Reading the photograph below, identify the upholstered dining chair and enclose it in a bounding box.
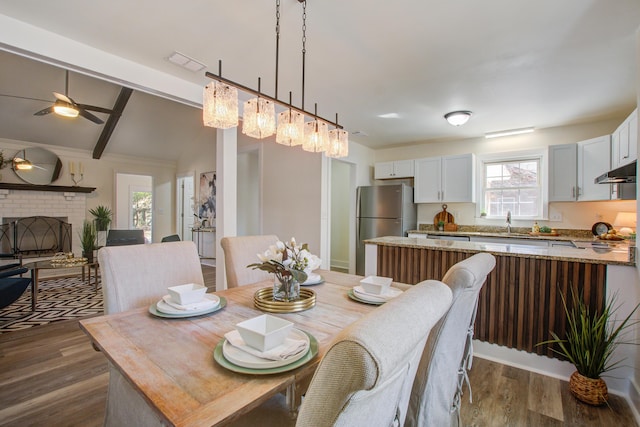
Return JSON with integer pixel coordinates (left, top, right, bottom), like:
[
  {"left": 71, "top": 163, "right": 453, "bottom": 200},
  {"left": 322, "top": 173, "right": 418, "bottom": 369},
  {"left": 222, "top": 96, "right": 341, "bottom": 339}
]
[
  {"left": 295, "top": 279, "right": 453, "bottom": 427},
  {"left": 98, "top": 241, "right": 205, "bottom": 426},
  {"left": 220, "top": 235, "right": 279, "bottom": 288},
  {"left": 405, "top": 252, "right": 496, "bottom": 427}
]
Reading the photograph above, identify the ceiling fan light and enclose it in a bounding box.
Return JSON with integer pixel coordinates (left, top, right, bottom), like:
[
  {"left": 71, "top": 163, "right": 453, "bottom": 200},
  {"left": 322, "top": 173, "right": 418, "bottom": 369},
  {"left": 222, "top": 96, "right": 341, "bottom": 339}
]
[
  {"left": 242, "top": 97, "right": 276, "bottom": 139},
  {"left": 302, "top": 120, "right": 329, "bottom": 153},
  {"left": 276, "top": 109, "right": 305, "bottom": 146},
  {"left": 444, "top": 110, "right": 472, "bottom": 126},
  {"left": 326, "top": 128, "right": 349, "bottom": 158},
  {"left": 53, "top": 101, "right": 79, "bottom": 118},
  {"left": 203, "top": 82, "right": 239, "bottom": 129}
]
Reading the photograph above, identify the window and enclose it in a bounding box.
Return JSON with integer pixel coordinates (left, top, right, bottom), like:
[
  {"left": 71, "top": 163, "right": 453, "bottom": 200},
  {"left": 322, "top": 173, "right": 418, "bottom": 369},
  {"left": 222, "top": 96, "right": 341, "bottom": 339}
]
[{"left": 482, "top": 157, "right": 542, "bottom": 218}]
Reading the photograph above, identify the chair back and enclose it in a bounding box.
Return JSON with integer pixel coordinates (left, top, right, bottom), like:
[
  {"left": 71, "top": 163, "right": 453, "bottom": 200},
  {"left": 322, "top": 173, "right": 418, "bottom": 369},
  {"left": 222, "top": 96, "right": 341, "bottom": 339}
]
[
  {"left": 296, "top": 280, "right": 453, "bottom": 427},
  {"left": 406, "top": 252, "right": 496, "bottom": 427},
  {"left": 161, "top": 234, "right": 181, "bottom": 242},
  {"left": 106, "top": 229, "right": 145, "bottom": 246},
  {"left": 220, "top": 235, "right": 279, "bottom": 288},
  {"left": 98, "top": 241, "right": 204, "bottom": 314}
]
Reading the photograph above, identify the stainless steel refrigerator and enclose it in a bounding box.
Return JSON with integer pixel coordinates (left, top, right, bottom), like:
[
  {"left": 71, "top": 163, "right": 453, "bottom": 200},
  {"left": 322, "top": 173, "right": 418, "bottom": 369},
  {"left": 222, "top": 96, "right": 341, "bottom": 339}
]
[{"left": 356, "top": 184, "right": 416, "bottom": 275}]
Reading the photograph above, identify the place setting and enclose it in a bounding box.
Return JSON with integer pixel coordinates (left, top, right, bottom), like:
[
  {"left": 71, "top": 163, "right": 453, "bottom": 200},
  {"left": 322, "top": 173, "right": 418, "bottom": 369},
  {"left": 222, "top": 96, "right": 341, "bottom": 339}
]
[
  {"left": 214, "top": 314, "right": 318, "bottom": 374},
  {"left": 149, "top": 283, "right": 226, "bottom": 318},
  {"left": 348, "top": 275, "right": 403, "bottom": 305}
]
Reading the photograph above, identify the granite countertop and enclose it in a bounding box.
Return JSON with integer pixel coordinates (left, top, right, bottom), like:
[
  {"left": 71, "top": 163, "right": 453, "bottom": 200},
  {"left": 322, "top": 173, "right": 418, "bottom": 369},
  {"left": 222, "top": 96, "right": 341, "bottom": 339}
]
[
  {"left": 408, "top": 227, "right": 597, "bottom": 242},
  {"left": 364, "top": 236, "right": 635, "bottom": 266}
]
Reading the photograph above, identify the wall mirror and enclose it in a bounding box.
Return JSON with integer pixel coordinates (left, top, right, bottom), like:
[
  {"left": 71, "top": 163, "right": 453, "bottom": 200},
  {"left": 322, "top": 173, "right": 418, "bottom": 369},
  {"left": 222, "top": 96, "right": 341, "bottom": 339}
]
[{"left": 12, "top": 147, "right": 63, "bottom": 185}]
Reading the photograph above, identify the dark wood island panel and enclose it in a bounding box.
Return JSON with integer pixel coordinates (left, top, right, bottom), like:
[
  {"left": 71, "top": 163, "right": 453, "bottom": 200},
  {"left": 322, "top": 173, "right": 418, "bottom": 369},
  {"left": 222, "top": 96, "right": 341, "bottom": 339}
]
[{"left": 377, "top": 245, "right": 606, "bottom": 357}]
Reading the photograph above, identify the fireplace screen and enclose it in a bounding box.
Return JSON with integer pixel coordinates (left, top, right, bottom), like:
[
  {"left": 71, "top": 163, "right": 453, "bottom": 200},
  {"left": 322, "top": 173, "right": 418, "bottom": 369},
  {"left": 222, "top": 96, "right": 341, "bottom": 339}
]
[{"left": 1, "top": 216, "right": 72, "bottom": 257}]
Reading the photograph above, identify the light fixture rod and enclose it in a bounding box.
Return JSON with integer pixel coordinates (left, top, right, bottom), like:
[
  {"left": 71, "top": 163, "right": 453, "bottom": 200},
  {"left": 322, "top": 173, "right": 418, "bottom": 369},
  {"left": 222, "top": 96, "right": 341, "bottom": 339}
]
[{"left": 205, "top": 69, "right": 343, "bottom": 129}]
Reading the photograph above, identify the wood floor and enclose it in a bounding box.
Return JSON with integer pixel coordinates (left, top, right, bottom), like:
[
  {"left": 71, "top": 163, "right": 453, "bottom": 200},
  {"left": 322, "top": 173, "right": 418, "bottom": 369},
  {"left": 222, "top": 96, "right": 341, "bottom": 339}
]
[{"left": 0, "top": 265, "right": 636, "bottom": 426}]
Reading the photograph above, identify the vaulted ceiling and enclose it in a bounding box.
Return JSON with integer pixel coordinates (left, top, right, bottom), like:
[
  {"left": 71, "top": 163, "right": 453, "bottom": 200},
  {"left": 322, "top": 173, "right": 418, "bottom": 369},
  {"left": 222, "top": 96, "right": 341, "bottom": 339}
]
[{"left": 0, "top": 0, "right": 638, "bottom": 160}]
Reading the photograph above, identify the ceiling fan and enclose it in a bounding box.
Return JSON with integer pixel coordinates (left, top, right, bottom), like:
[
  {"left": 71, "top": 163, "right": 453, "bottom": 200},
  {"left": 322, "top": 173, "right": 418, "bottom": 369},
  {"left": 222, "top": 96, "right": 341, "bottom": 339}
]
[{"left": 31, "top": 70, "right": 113, "bottom": 124}]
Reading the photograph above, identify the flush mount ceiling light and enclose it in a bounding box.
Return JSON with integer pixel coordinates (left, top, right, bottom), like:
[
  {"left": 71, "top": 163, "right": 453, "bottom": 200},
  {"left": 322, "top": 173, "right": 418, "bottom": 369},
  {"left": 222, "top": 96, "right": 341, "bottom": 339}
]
[
  {"left": 485, "top": 127, "right": 535, "bottom": 139},
  {"left": 444, "top": 111, "right": 472, "bottom": 126},
  {"left": 52, "top": 100, "right": 79, "bottom": 118},
  {"left": 203, "top": 0, "right": 348, "bottom": 157}
]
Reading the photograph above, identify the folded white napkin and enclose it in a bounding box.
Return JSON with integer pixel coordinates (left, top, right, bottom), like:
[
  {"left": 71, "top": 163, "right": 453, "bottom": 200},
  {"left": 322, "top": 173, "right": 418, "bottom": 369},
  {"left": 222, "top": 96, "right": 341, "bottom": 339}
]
[
  {"left": 303, "top": 273, "right": 321, "bottom": 284},
  {"left": 224, "top": 330, "right": 308, "bottom": 361},
  {"left": 162, "top": 295, "right": 218, "bottom": 311},
  {"left": 353, "top": 285, "right": 403, "bottom": 302}
]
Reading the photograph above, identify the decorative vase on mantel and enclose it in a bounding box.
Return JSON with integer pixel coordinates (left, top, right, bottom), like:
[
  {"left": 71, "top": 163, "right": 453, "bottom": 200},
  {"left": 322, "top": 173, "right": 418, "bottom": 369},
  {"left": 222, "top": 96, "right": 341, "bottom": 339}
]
[
  {"left": 273, "top": 275, "right": 300, "bottom": 302},
  {"left": 569, "top": 371, "right": 608, "bottom": 406}
]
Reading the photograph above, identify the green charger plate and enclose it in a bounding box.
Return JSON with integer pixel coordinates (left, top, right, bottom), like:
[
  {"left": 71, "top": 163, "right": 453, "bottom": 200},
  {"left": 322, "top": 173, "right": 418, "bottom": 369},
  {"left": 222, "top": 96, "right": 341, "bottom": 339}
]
[
  {"left": 149, "top": 296, "right": 227, "bottom": 318},
  {"left": 347, "top": 289, "right": 385, "bottom": 306},
  {"left": 214, "top": 330, "right": 318, "bottom": 375}
]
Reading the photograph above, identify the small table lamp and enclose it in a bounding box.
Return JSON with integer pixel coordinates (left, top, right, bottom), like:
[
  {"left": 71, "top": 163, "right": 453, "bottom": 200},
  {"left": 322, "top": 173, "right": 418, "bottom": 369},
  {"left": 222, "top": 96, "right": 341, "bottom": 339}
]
[{"left": 613, "top": 212, "right": 636, "bottom": 236}]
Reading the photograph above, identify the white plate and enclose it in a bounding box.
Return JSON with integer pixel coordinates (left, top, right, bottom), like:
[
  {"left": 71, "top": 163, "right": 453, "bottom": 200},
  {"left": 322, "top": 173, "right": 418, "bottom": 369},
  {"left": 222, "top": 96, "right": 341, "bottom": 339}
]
[
  {"left": 302, "top": 273, "right": 324, "bottom": 286},
  {"left": 156, "top": 294, "right": 220, "bottom": 315},
  {"left": 222, "top": 328, "right": 310, "bottom": 369},
  {"left": 353, "top": 285, "right": 402, "bottom": 303}
]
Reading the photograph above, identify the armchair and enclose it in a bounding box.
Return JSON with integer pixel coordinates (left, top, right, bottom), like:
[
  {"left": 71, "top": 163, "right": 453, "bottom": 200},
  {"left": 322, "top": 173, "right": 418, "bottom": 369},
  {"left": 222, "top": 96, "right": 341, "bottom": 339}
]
[{"left": 0, "top": 266, "right": 31, "bottom": 311}]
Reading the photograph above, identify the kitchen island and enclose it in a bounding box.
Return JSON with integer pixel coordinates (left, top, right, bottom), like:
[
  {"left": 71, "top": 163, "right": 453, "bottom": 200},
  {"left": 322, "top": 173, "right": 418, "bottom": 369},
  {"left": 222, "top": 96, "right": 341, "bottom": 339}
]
[{"left": 364, "top": 236, "right": 636, "bottom": 361}]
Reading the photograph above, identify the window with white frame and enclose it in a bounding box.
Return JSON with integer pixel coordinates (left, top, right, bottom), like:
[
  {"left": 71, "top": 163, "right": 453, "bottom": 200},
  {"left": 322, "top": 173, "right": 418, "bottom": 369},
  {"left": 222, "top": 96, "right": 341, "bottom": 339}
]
[{"left": 482, "top": 157, "right": 542, "bottom": 218}]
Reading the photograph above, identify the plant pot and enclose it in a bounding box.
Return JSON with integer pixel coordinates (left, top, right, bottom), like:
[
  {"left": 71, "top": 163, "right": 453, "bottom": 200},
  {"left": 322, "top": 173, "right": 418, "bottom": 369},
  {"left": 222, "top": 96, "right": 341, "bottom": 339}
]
[
  {"left": 82, "top": 250, "right": 94, "bottom": 263},
  {"left": 569, "top": 371, "right": 608, "bottom": 406}
]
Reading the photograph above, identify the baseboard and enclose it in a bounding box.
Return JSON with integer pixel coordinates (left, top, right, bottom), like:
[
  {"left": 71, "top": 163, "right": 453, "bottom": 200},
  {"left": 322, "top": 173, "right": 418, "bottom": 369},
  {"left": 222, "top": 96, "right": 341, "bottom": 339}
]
[
  {"left": 330, "top": 259, "right": 349, "bottom": 270},
  {"left": 473, "top": 340, "right": 632, "bottom": 397}
]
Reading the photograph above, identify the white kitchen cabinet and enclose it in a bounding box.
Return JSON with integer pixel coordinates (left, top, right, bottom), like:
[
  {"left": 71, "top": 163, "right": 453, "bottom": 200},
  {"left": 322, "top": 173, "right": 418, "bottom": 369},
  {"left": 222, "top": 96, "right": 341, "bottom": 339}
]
[
  {"left": 549, "top": 137, "right": 611, "bottom": 202},
  {"left": 414, "top": 154, "right": 475, "bottom": 203},
  {"left": 612, "top": 108, "right": 638, "bottom": 168},
  {"left": 374, "top": 160, "right": 414, "bottom": 179}
]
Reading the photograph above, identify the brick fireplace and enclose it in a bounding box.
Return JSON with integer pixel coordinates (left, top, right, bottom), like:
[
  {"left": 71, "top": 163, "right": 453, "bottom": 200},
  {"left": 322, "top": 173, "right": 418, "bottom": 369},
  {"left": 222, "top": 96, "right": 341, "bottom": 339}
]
[{"left": 0, "top": 188, "right": 87, "bottom": 258}]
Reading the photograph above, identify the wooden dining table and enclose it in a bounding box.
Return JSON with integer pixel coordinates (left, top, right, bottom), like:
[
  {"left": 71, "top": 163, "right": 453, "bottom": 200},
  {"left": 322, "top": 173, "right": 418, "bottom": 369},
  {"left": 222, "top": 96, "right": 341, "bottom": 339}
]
[{"left": 80, "top": 270, "right": 404, "bottom": 426}]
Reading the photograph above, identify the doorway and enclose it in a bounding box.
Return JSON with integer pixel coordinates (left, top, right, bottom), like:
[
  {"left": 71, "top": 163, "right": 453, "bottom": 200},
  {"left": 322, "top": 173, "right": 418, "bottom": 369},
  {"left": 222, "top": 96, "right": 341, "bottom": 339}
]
[
  {"left": 177, "top": 174, "right": 195, "bottom": 240},
  {"left": 115, "top": 173, "right": 153, "bottom": 242},
  {"left": 330, "top": 159, "right": 355, "bottom": 273}
]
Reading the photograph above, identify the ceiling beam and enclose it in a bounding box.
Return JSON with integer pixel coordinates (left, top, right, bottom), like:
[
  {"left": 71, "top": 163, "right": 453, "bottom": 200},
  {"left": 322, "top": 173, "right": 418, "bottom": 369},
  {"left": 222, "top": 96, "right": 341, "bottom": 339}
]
[{"left": 92, "top": 87, "right": 133, "bottom": 159}]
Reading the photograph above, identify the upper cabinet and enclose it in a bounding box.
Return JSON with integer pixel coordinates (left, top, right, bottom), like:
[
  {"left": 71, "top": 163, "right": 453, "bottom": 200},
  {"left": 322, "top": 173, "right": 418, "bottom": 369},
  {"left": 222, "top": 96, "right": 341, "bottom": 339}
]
[
  {"left": 374, "top": 160, "right": 414, "bottom": 180},
  {"left": 549, "top": 136, "right": 611, "bottom": 202},
  {"left": 414, "top": 154, "right": 475, "bottom": 203},
  {"left": 611, "top": 108, "right": 638, "bottom": 169}
]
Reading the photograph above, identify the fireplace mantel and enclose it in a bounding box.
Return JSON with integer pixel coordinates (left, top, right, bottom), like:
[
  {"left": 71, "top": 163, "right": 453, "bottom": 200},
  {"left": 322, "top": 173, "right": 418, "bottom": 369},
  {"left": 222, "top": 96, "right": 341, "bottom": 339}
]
[{"left": 0, "top": 183, "right": 96, "bottom": 193}]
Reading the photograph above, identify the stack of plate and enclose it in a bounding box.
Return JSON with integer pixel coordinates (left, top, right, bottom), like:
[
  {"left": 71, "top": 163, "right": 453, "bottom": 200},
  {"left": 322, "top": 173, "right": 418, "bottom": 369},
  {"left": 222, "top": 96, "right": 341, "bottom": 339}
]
[
  {"left": 149, "top": 294, "right": 226, "bottom": 318},
  {"left": 254, "top": 287, "right": 316, "bottom": 313},
  {"left": 348, "top": 285, "right": 403, "bottom": 305}
]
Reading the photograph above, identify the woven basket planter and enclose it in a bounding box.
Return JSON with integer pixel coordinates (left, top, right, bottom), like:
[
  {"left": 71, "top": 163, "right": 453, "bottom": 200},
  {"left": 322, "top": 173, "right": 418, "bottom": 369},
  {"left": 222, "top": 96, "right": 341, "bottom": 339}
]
[{"left": 569, "top": 371, "right": 608, "bottom": 406}]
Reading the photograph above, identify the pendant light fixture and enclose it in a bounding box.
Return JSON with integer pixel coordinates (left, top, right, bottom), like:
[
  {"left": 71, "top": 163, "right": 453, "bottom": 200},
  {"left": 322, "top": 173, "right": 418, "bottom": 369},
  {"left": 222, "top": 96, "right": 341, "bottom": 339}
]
[
  {"left": 202, "top": 0, "right": 348, "bottom": 157},
  {"left": 327, "top": 114, "right": 349, "bottom": 158},
  {"left": 242, "top": 78, "right": 276, "bottom": 139}
]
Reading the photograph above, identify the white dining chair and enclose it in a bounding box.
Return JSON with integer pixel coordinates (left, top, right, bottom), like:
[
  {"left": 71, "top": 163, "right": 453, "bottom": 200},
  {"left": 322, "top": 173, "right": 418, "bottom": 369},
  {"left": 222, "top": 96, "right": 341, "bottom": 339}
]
[
  {"left": 220, "top": 235, "right": 279, "bottom": 288},
  {"left": 295, "top": 279, "right": 453, "bottom": 427},
  {"left": 405, "top": 252, "right": 496, "bottom": 427},
  {"left": 98, "top": 240, "right": 205, "bottom": 426}
]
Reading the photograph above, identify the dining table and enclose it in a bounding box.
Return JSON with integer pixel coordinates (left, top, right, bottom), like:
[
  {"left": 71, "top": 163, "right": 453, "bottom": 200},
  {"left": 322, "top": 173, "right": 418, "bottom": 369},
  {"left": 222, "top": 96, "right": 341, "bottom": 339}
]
[{"left": 79, "top": 269, "right": 408, "bottom": 426}]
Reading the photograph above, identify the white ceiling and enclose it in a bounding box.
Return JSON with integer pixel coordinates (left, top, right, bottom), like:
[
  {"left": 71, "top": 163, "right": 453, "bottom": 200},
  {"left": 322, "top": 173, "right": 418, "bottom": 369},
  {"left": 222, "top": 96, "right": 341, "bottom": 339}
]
[{"left": 0, "top": 0, "right": 639, "bottom": 158}]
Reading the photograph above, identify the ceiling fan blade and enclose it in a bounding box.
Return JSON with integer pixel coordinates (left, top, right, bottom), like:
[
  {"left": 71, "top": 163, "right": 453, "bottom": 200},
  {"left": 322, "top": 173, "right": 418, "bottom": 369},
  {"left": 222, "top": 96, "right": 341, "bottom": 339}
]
[
  {"left": 78, "top": 107, "right": 105, "bottom": 124},
  {"left": 78, "top": 103, "right": 114, "bottom": 115},
  {"left": 53, "top": 92, "right": 74, "bottom": 104},
  {"left": 34, "top": 106, "right": 54, "bottom": 116}
]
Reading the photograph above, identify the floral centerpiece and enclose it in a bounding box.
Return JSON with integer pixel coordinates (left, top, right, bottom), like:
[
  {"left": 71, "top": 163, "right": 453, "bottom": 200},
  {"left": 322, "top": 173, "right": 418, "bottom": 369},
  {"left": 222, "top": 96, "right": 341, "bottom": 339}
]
[{"left": 248, "top": 237, "right": 321, "bottom": 302}]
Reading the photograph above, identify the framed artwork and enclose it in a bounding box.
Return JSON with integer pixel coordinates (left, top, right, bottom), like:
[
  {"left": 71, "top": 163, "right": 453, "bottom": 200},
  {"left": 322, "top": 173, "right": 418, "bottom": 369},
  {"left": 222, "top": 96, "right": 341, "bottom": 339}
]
[{"left": 199, "top": 171, "right": 216, "bottom": 220}]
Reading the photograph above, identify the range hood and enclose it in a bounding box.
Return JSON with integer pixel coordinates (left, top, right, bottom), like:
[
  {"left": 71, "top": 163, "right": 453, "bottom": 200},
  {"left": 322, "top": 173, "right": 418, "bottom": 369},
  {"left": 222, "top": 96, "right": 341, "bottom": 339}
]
[{"left": 595, "top": 160, "right": 637, "bottom": 184}]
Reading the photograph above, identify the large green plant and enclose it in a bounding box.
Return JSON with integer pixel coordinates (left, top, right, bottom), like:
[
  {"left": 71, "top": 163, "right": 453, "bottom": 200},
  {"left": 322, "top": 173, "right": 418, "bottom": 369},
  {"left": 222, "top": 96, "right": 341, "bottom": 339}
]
[
  {"left": 80, "top": 220, "right": 97, "bottom": 253},
  {"left": 540, "top": 288, "right": 639, "bottom": 379},
  {"left": 89, "top": 205, "right": 113, "bottom": 231}
]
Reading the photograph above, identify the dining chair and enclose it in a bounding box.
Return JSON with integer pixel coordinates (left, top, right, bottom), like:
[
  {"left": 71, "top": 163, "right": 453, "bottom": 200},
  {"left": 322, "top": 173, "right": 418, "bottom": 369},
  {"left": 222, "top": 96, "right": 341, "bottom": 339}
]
[
  {"left": 405, "top": 252, "right": 496, "bottom": 427},
  {"left": 220, "top": 235, "right": 279, "bottom": 288},
  {"left": 160, "top": 234, "right": 181, "bottom": 242},
  {"left": 105, "top": 229, "right": 145, "bottom": 246},
  {"left": 295, "top": 279, "right": 453, "bottom": 427},
  {"left": 98, "top": 240, "right": 205, "bottom": 426}
]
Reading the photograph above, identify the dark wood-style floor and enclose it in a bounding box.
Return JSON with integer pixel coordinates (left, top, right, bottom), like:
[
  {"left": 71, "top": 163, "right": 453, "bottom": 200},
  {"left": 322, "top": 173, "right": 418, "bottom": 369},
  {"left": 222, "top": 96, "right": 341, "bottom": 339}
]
[{"left": 0, "top": 265, "right": 636, "bottom": 426}]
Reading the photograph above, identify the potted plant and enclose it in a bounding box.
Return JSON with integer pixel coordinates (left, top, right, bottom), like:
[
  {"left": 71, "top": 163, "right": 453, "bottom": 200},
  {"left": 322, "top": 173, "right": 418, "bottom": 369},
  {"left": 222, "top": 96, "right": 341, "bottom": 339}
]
[
  {"left": 539, "top": 289, "right": 640, "bottom": 406},
  {"left": 80, "top": 220, "right": 97, "bottom": 263},
  {"left": 437, "top": 220, "right": 445, "bottom": 231},
  {"left": 89, "top": 205, "right": 113, "bottom": 231}
]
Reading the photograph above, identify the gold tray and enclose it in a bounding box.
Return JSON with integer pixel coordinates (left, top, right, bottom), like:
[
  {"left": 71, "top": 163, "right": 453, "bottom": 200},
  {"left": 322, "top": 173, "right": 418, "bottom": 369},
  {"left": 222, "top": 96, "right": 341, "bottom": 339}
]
[{"left": 254, "top": 287, "right": 316, "bottom": 313}]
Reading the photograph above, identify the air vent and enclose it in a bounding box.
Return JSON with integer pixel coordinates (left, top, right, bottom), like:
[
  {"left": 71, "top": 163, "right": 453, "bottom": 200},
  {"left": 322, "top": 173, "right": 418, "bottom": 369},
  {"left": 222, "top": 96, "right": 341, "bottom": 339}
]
[{"left": 167, "top": 52, "right": 206, "bottom": 72}]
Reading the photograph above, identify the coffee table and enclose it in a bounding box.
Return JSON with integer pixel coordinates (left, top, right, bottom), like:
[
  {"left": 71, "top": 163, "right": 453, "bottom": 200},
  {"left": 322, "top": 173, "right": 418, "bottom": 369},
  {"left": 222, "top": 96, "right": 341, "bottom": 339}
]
[{"left": 23, "top": 260, "right": 99, "bottom": 310}]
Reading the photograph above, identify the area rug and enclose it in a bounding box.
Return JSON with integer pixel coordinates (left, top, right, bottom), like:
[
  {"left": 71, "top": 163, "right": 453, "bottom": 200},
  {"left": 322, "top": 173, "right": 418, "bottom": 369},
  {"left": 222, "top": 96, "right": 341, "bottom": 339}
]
[{"left": 0, "top": 275, "right": 103, "bottom": 333}]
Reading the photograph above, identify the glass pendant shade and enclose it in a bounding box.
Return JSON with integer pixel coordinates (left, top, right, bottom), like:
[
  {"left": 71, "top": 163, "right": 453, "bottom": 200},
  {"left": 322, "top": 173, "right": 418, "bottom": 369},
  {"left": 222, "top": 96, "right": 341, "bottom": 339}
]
[
  {"left": 326, "top": 128, "right": 349, "bottom": 158},
  {"left": 276, "top": 109, "right": 305, "bottom": 146},
  {"left": 203, "top": 82, "right": 239, "bottom": 129},
  {"left": 242, "top": 97, "right": 276, "bottom": 139},
  {"left": 302, "top": 120, "right": 329, "bottom": 153}
]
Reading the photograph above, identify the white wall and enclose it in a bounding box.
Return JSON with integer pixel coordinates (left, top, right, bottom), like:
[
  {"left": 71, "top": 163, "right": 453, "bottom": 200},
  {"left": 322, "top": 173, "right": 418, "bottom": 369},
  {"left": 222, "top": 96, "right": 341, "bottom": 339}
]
[
  {"left": 237, "top": 149, "right": 260, "bottom": 236},
  {"left": 330, "top": 159, "right": 351, "bottom": 270}
]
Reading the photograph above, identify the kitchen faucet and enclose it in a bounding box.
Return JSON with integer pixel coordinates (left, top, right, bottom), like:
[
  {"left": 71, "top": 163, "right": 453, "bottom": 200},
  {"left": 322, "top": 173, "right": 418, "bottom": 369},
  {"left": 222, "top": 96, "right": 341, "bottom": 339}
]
[{"left": 506, "top": 210, "right": 512, "bottom": 233}]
